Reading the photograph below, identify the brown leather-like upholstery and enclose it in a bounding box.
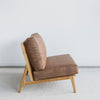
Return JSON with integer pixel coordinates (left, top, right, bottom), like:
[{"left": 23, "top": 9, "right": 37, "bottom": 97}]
[
  {"left": 33, "top": 54, "right": 78, "bottom": 81},
  {"left": 24, "top": 33, "right": 47, "bottom": 71}
]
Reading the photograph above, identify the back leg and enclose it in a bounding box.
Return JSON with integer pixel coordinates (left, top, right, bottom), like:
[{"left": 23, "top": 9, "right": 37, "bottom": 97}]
[{"left": 19, "top": 66, "right": 28, "bottom": 93}]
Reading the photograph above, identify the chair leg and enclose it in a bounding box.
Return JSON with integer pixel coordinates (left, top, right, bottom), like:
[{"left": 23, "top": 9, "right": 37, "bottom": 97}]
[
  {"left": 18, "top": 66, "right": 28, "bottom": 93},
  {"left": 71, "top": 76, "right": 76, "bottom": 93}
]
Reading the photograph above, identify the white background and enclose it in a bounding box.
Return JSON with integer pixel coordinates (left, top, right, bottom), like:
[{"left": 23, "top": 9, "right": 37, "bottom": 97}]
[{"left": 0, "top": 0, "right": 100, "bottom": 66}]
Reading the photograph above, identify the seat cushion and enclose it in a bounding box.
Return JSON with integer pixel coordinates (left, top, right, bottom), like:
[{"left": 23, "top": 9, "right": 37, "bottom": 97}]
[
  {"left": 33, "top": 54, "right": 78, "bottom": 81},
  {"left": 24, "top": 33, "right": 47, "bottom": 71}
]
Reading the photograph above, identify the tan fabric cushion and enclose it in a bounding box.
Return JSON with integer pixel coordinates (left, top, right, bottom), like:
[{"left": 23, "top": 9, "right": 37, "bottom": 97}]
[
  {"left": 24, "top": 33, "right": 47, "bottom": 71},
  {"left": 33, "top": 54, "right": 78, "bottom": 81}
]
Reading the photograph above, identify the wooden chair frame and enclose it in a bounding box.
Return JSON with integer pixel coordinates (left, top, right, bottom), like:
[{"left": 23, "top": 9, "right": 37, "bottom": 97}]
[{"left": 19, "top": 43, "right": 77, "bottom": 93}]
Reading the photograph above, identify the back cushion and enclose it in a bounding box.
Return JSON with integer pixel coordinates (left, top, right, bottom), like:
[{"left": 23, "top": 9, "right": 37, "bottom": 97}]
[{"left": 24, "top": 33, "right": 47, "bottom": 71}]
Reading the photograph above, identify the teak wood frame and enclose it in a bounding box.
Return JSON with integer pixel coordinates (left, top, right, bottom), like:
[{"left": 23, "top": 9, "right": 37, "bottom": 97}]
[{"left": 19, "top": 43, "right": 77, "bottom": 93}]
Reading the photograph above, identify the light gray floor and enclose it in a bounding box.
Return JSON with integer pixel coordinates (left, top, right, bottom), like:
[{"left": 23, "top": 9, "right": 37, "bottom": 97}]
[{"left": 0, "top": 68, "right": 100, "bottom": 100}]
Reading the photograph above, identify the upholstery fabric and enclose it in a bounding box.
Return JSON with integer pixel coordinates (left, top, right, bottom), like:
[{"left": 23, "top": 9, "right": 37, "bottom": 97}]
[
  {"left": 24, "top": 33, "right": 47, "bottom": 71},
  {"left": 33, "top": 54, "right": 78, "bottom": 81}
]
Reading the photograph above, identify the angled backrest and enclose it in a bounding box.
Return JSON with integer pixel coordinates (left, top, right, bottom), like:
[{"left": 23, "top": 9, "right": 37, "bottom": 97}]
[
  {"left": 24, "top": 33, "right": 47, "bottom": 71},
  {"left": 21, "top": 43, "right": 33, "bottom": 81}
]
